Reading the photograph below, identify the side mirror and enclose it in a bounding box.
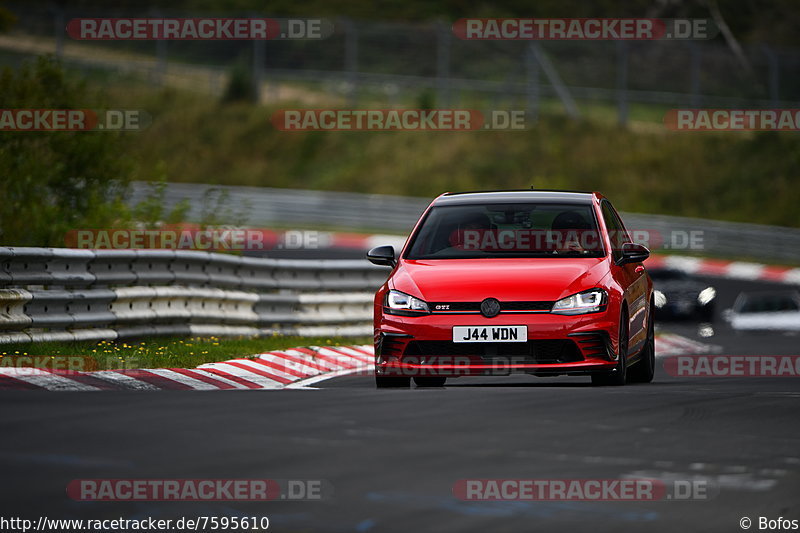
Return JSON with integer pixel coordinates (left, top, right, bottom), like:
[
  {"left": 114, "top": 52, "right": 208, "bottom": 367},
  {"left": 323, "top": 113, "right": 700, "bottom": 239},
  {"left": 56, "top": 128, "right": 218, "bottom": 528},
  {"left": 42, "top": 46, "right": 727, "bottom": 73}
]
[
  {"left": 367, "top": 245, "right": 396, "bottom": 267},
  {"left": 617, "top": 242, "right": 650, "bottom": 265}
]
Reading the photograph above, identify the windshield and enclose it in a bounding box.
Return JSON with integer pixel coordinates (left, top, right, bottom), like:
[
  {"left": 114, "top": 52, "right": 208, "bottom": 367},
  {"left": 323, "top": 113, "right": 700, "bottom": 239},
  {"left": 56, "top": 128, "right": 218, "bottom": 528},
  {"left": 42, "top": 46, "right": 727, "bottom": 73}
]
[
  {"left": 738, "top": 292, "right": 800, "bottom": 313},
  {"left": 405, "top": 203, "right": 606, "bottom": 259}
]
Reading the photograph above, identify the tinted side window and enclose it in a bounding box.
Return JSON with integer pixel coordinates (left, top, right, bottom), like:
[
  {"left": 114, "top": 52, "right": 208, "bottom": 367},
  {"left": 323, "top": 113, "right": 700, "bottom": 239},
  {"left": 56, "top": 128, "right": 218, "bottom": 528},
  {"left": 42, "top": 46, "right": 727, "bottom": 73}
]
[{"left": 601, "top": 201, "right": 628, "bottom": 261}]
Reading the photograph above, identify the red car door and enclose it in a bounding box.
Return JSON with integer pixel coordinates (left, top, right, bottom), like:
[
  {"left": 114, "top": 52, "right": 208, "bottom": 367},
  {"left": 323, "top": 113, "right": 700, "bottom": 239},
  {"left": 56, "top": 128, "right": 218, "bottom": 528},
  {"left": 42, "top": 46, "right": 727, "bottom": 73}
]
[{"left": 601, "top": 200, "right": 649, "bottom": 355}]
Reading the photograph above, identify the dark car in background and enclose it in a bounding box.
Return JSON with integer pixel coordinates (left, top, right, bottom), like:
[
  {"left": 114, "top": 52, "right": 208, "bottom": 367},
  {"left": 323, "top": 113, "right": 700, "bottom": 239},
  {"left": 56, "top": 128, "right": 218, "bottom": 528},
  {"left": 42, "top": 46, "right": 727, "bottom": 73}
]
[{"left": 650, "top": 268, "right": 716, "bottom": 322}]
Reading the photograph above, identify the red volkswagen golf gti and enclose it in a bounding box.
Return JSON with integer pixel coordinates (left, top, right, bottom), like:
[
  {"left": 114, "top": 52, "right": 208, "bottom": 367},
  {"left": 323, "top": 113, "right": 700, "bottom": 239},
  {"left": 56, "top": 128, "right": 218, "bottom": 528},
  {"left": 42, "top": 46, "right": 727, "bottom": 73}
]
[{"left": 367, "top": 190, "right": 655, "bottom": 388}]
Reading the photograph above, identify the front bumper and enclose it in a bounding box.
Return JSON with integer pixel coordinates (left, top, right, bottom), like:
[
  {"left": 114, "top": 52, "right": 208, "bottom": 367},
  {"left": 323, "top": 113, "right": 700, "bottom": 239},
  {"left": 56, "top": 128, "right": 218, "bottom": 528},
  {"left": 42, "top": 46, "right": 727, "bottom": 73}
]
[{"left": 375, "top": 310, "right": 619, "bottom": 377}]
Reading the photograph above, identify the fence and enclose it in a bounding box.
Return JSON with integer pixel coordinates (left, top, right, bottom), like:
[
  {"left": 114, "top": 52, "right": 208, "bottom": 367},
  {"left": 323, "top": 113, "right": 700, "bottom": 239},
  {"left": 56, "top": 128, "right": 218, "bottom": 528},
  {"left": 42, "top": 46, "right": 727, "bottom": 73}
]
[
  {"left": 129, "top": 181, "right": 800, "bottom": 264},
  {"left": 2, "top": 3, "right": 800, "bottom": 124},
  {"left": 0, "top": 247, "right": 389, "bottom": 344}
]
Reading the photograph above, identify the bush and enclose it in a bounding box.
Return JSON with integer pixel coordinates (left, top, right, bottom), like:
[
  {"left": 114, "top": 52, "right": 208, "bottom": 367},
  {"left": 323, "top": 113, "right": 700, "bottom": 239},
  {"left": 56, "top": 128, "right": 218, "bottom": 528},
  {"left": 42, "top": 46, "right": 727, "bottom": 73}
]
[
  {"left": 222, "top": 57, "right": 257, "bottom": 104},
  {"left": 0, "top": 56, "right": 133, "bottom": 246}
]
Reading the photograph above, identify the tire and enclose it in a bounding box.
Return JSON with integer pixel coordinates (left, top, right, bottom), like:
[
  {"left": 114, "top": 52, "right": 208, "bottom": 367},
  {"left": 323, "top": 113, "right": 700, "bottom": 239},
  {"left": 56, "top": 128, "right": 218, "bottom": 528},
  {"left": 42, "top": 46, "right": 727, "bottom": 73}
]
[
  {"left": 592, "top": 310, "right": 628, "bottom": 386},
  {"left": 413, "top": 377, "right": 447, "bottom": 388},
  {"left": 375, "top": 376, "right": 411, "bottom": 388},
  {"left": 628, "top": 304, "right": 655, "bottom": 383}
]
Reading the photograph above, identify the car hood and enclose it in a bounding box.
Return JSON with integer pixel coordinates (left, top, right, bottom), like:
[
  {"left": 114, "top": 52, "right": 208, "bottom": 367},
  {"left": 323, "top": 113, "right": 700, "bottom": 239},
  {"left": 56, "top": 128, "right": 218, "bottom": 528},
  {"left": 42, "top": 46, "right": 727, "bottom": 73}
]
[{"left": 391, "top": 258, "right": 610, "bottom": 302}]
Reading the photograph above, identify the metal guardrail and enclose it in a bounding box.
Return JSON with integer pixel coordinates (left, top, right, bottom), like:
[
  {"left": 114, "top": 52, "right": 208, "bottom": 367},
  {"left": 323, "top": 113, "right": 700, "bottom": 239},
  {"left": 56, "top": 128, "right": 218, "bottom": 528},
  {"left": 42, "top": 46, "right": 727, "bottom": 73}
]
[
  {"left": 0, "top": 247, "right": 388, "bottom": 344},
  {"left": 130, "top": 182, "right": 800, "bottom": 263}
]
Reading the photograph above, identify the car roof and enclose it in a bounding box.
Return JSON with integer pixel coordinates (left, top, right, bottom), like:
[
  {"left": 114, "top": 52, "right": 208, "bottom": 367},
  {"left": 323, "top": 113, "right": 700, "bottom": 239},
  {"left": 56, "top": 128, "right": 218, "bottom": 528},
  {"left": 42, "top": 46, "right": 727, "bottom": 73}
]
[{"left": 434, "top": 190, "right": 597, "bottom": 206}]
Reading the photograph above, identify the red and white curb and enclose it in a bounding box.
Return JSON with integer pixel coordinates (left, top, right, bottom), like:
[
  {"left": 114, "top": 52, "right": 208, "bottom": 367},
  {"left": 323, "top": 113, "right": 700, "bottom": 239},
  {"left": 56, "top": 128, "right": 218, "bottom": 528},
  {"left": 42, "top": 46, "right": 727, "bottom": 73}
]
[
  {"left": 645, "top": 255, "right": 800, "bottom": 285},
  {"left": 0, "top": 345, "right": 374, "bottom": 391},
  {"left": 0, "top": 335, "right": 718, "bottom": 391},
  {"left": 655, "top": 333, "right": 720, "bottom": 357}
]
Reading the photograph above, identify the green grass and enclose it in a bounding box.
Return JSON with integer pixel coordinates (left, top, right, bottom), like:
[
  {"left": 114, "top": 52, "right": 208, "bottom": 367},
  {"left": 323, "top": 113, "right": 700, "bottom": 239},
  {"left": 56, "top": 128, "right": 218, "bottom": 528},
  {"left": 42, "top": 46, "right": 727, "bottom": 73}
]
[
  {"left": 0, "top": 335, "right": 372, "bottom": 371},
  {"left": 16, "top": 62, "right": 800, "bottom": 231}
]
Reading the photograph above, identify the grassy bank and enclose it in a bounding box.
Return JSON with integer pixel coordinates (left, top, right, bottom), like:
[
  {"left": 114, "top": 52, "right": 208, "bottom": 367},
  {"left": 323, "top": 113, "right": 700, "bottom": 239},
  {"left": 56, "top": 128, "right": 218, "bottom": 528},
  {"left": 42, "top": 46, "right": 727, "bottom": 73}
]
[
  {"left": 106, "top": 79, "right": 800, "bottom": 228},
  {"left": 0, "top": 335, "right": 372, "bottom": 370}
]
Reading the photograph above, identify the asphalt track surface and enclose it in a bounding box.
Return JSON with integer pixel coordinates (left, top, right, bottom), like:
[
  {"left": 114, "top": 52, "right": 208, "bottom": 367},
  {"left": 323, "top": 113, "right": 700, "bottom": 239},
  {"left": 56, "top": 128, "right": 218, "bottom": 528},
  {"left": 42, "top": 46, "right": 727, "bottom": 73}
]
[{"left": 0, "top": 275, "right": 798, "bottom": 532}]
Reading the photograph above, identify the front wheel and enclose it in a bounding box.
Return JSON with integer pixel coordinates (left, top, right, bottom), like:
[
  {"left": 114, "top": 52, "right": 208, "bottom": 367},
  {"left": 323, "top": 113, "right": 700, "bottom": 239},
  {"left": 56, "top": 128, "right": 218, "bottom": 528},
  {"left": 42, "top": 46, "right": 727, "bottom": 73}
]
[
  {"left": 628, "top": 305, "right": 655, "bottom": 383},
  {"left": 592, "top": 310, "right": 628, "bottom": 386}
]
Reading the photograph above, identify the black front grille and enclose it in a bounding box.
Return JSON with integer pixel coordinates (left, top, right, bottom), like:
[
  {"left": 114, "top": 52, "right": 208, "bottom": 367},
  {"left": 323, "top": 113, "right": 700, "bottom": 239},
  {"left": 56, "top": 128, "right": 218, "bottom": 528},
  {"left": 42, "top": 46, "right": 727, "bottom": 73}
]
[
  {"left": 502, "top": 301, "right": 553, "bottom": 311},
  {"left": 430, "top": 301, "right": 554, "bottom": 313},
  {"left": 403, "top": 340, "right": 582, "bottom": 364}
]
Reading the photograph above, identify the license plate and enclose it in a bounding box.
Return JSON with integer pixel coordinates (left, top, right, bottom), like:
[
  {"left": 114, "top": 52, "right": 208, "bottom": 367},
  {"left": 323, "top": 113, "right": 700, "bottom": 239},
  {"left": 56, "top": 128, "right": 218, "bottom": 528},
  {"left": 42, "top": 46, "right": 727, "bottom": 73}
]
[{"left": 452, "top": 326, "right": 527, "bottom": 343}]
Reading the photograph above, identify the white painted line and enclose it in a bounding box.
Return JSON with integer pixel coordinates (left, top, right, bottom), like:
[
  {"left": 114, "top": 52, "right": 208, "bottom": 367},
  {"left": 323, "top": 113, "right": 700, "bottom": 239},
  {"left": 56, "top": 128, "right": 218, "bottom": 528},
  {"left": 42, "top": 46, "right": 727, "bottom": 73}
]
[
  {"left": 285, "top": 365, "right": 373, "bottom": 389},
  {"left": 624, "top": 469, "right": 778, "bottom": 492}
]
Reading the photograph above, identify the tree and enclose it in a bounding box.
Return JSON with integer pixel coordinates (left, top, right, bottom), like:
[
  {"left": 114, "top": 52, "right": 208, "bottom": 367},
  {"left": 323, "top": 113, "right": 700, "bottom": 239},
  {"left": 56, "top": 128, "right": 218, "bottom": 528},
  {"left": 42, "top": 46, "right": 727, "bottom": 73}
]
[{"left": 0, "top": 56, "right": 132, "bottom": 246}]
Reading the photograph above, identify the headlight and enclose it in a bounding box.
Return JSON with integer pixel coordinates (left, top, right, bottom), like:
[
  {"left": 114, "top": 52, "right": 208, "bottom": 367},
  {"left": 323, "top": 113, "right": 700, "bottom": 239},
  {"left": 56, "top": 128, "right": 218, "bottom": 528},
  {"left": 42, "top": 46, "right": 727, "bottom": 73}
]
[
  {"left": 654, "top": 289, "right": 667, "bottom": 308},
  {"left": 551, "top": 289, "right": 607, "bottom": 315},
  {"left": 698, "top": 287, "right": 716, "bottom": 306},
  {"left": 385, "top": 290, "right": 430, "bottom": 315}
]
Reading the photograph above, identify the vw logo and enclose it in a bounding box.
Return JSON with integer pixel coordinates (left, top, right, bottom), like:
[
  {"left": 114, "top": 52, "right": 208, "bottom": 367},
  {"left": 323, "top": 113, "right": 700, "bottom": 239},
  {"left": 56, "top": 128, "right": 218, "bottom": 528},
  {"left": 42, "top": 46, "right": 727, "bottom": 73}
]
[{"left": 480, "top": 297, "right": 501, "bottom": 318}]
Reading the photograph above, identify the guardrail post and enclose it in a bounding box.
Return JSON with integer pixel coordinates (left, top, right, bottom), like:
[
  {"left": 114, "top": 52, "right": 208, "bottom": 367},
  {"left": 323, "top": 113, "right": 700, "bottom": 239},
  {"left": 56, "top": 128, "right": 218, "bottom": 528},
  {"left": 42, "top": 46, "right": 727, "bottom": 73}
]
[
  {"left": 436, "top": 22, "right": 451, "bottom": 108},
  {"left": 616, "top": 40, "right": 629, "bottom": 126},
  {"left": 689, "top": 42, "right": 702, "bottom": 107},
  {"left": 150, "top": 8, "right": 168, "bottom": 85},
  {"left": 343, "top": 18, "right": 359, "bottom": 106},
  {"left": 525, "top": 43, "right": 540, "bottom": 122},
  {"left": 52, "top": 5, "right": 65, "bottom": 59},
  {"left": 762, "top": 45, "right": 780, "bottom": 106},
  {"left": 252, "top": 12, "right": 265, "bottom": 103},
  {"left": 531, "top": 42, "right": 580, "bottom": 120}
]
